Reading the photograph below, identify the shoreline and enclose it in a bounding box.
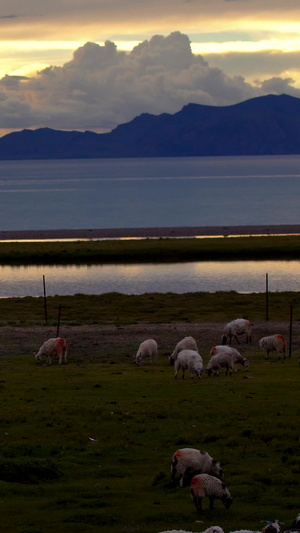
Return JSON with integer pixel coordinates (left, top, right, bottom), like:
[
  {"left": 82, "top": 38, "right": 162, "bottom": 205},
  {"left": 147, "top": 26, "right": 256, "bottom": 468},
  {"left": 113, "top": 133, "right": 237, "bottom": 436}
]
[{"left": 1, "top": 224, "right": 300, "bottom": 241}]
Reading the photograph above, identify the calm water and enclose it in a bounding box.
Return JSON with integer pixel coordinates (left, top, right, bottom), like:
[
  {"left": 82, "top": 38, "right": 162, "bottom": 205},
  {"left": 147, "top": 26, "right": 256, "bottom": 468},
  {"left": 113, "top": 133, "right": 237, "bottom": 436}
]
[
  {"left": 1, "top": 260, "right": 299, "bottom": 297},
  {"left": 1, "top": 154, "right": 300, "bottom": 230},
  {"left": 1, "top": 155, "right": 300, "bottom": 296}
]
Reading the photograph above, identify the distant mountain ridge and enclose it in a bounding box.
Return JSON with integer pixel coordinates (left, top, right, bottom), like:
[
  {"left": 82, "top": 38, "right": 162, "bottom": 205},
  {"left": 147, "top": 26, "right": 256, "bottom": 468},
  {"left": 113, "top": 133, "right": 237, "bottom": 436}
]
[{"left": 1, "top": 93, "right": 300, "bottom": 159}]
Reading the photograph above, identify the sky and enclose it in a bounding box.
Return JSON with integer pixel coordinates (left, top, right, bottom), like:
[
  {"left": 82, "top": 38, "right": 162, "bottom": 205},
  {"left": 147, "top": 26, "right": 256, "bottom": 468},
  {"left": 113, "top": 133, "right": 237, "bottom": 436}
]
[{"left": 1, "top": 0, "right": 300, "bottom": 136}]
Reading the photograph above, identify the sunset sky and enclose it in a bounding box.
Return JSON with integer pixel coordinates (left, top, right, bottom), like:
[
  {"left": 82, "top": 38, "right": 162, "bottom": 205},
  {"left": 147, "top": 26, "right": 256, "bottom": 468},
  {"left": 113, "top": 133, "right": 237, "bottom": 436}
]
[{"left": 1, "top": 0, "right": 300, "bottom": 136}]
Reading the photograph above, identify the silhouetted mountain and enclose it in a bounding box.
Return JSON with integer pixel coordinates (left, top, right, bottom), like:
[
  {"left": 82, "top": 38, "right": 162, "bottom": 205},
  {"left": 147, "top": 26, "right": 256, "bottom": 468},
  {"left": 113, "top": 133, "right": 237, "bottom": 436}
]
[{"left": 1, "top": 93, "right": 300, "bottom": 159}]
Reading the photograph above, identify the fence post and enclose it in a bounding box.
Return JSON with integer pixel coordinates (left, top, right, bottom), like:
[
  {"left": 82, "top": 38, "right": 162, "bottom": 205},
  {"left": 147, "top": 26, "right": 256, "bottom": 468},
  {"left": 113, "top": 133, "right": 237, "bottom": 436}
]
[
  {"left": 289, "top": 304, "right": 293, "bottom": 358},
  {"left": 56, "top": 304, "right": 62, "bottom": 337},
  {"left": 43, "top": 275, "right": 48, "bottom": 324},
  {"left": 265, "top": 273, "right": 269, "bottom": 321}
]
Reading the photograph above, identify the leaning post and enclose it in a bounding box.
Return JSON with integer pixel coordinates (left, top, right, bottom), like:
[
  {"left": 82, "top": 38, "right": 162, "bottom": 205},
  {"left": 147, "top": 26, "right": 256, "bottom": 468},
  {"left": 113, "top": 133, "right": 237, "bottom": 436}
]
[
  {"left": 289, "top": 304, "right": 293, "bottom": 358},
  {"left": 265, "top": 273, "right": 269, "bottom": 321},
  {"left": 43, "top": 275, "right": 48, "bottom": 324},
  {"left": 56, "top": 304, "right": 62, "bottom": 338}
]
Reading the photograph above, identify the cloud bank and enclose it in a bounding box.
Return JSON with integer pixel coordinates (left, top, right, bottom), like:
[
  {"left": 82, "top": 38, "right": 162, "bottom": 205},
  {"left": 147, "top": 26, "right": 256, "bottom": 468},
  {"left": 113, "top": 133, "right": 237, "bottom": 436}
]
[{"left": 0, "top": 31, "right": 299, "bottom": 134}]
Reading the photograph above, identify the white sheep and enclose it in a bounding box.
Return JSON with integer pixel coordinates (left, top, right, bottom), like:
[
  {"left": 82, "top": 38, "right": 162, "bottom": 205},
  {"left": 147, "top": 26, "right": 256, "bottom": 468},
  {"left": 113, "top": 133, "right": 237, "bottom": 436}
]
[
  {"left": 174, "top": 350, "right": 203, "bottom": 379},
  {"left": 258, "top": 334, "right": 286, "bottom": 359},
  {"left": 190, "top": 473, "right": 233, "bottom": 512},
  {"left": 206, "top": 352, "right": 235, "bottom": 376},
  {"left": 222, "top": 318, "right": 252, "bottom": 345},
  {"left": 210, "top": 345, "right": 249, "bottom": 372},
  {"left": 135, "top": 339, "right": 158, "bottom": 366},
  {"left": 169, "top": 336, "right": 198, "bottom": 365},
  {"left": 171, "top": 447, "right": 223, "bottom": 487},
  {"left": 35, "top": 337, "right": 68, "bottom": 365}
]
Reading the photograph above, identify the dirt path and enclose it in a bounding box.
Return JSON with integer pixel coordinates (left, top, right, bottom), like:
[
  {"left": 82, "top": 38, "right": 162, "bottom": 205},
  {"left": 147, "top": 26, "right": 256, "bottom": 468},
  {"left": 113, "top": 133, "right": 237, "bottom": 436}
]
[{"left": 0, "top": 321, "right": 295, "bottom": 360}]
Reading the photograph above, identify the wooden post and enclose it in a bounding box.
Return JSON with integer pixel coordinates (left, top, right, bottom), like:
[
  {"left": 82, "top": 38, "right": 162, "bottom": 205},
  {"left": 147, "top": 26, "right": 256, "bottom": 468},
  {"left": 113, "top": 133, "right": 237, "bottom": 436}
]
[
  {"left": 43, "top": 275, "right": 48, "bottom": 324},
  {"left": 289, "top": 304, "right": 293, "bottom": 358},
  {"left": 265, "top": 273, "right": 269, "bottom": 322},
  {"left": 56, "top": 304, "right": 62, "bottom": 338}
]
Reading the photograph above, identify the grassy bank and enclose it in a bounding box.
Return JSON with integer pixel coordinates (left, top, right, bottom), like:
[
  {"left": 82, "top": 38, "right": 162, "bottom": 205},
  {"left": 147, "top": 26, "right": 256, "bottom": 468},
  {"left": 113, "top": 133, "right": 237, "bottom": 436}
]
[
  {"left": 1, "top": 234, "right": 300, "bottom": 264},
  {"left": 0, "top": 334, "right": 299, "bottom": 533},
  {"left": 1, "top": 291, "right": 300, "bottom": 326}
]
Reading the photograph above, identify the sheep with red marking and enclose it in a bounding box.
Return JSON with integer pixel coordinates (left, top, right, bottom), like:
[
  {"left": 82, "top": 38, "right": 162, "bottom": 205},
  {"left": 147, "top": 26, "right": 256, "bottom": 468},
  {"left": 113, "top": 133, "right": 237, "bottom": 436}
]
[
  {"left": 210, "top": 345, "right": 249, "bottom": 372},
  {"left": 259, "top": 334, "right": 286, "bottom": 359},
  {"left": 174, "top": 349, "right": 203, "bottom": 379},
  {"left": 35, "top": 337, "right": 68, "bottom": 365},
  {"left": 135, "top": 339, "right": 158, "bottom": 366},
  {"left": 169, "top": 336, "right": 198, "bottom": 365},
  {"left": 222, "top": 318, "right": 252, "bottom": 345},
  {"left": 190, "top": 473, "right": 233, "bottom": 512},
  {"left": 171, "top": 448, "right": 223, "bottom": 487}
]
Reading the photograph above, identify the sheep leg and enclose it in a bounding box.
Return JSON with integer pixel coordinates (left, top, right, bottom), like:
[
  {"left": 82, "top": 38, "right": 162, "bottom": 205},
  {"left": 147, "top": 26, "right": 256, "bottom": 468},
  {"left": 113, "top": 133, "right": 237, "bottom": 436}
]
[
  {"left": 193, "top": 495, "right": 203, "bottom": 512},
  {"left": 209, "top": 495, "right": 215, "bottom": 509}
]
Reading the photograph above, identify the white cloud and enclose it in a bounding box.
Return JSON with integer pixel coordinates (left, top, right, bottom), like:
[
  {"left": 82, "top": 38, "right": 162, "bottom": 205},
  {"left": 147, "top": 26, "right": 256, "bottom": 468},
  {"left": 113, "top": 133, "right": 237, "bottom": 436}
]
[{"left": 0, "top": 31, "right": 297, "bottom": 135}]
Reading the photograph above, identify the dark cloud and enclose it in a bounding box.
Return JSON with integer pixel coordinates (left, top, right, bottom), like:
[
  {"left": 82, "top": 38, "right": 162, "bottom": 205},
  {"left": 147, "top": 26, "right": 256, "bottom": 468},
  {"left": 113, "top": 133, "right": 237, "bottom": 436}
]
[{"left": 0, "top": 31, "right": 296, "bottom": 133}]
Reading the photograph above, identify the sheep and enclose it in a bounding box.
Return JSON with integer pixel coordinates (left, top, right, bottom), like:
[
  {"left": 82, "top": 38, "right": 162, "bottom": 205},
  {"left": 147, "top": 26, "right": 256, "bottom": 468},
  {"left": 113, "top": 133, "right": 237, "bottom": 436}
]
[
  {"left": 34, "top": 337, "right": 67, "bottom": 365},
  {"left": 190, "top": 473, "right": 233, "bottom": 512},
  {"left": 174, "top": 350, "right": 203, "bottom": 379},
  {"left": 206, "top": 352, "right": 235, "bottom": 377},
  {"left": 169, "top": 336, "right": 198, "bottom": 365},
  {"left": 171, "top": 447, "right": 223, "bottom": 487},
  {"left": 135, "top": 339, "right": 158, "bottom": 366},
  {"left": 222, "top": 318, "right": 252, "bottom": 345},
  {"left": 259, "top": 334, "right": 286, "bottom": 359},
  {"left": 210, "top": 345, "right": 249, "bottom": 372}
]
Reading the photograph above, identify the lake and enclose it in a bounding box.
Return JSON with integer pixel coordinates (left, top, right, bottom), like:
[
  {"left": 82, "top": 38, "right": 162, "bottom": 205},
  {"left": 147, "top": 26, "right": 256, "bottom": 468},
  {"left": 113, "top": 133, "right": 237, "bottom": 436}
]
[
  {"left": 1, "top": 154, "right": 300, "bottom": 297},
  {"left": 1, "top": 260, "right": 299, "bottom": 297},
  {"left": 1, "top": 154, "right": 300, "bottom": 230}
]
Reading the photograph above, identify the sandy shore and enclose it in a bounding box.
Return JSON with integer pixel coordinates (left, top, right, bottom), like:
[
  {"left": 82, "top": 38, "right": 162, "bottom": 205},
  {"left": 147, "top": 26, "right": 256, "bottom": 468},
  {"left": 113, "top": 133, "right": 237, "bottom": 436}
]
[{"left": 0, "top": 224, "right": 300, "bottom": 241}]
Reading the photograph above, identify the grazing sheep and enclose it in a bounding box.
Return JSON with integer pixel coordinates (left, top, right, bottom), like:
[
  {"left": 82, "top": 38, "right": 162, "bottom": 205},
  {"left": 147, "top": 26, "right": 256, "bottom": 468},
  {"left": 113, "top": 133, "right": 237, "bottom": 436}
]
[
  {"left": 259, "top": 334, "right": 286, "bottom": 359},
  {"left": 35, "top": 337, "right": 68, "bottom": 365},
  {"left": 190, "top": 473, "right": 233, "bottom": 512},
  {"left": 210, "top": 345, "right": 249, "bottom": 372},
  {"left": 222, "top": 318, "right": 252, "bottom": 345},
  {"left": 171, "top": 448, "right": 223, "bottom": 487},
  {"left": 206, "top": 352, "right": 235, "bottom": 377},
  {"left": 169, "top": 336, "right": 198, "bottom": 365},
  {"left": 174, "top": 350, "right": 203, "bottom": 379},
  {"left": 135, "top": 339, "right": 158, "bottom": 366}
]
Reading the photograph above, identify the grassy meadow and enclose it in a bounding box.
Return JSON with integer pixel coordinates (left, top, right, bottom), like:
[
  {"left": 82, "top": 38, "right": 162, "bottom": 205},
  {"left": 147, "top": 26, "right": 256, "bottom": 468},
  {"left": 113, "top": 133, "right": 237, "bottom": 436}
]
[
  {"left": 0, "top": 335, "right": 299, "bottom": 533},
  {"left": 0, "top": 235, "right": 299, "bottom": 532}
]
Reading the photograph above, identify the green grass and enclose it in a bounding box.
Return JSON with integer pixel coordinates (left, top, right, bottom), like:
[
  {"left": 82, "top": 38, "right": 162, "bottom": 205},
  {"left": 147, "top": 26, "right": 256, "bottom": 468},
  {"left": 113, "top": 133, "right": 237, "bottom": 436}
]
[
  {"left": 0, "top": 347, "right": 299, "bottom": 533},
  {"left": 1, "top": 234, "right": 300, "bottom": 264},
  {"left": 0, "top": 291, "right": 300, "bottom": 326}
]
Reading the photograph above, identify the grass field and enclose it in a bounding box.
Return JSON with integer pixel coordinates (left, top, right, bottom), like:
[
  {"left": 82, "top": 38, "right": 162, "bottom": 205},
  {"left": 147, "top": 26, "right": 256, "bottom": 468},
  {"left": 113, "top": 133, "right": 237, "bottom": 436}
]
[{"left": 0, "top": 335, "right": 299, "bottom": 533}]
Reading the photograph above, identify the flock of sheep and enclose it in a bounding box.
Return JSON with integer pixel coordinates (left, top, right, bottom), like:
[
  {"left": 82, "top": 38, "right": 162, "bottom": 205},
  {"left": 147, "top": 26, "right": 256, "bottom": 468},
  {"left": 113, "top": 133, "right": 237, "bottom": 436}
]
[
  {"left": 134, "top": 318, "right": 289, "bottom": 377},
  {"left": 33, "top": 319, "right": 298, "bottom": 531}
]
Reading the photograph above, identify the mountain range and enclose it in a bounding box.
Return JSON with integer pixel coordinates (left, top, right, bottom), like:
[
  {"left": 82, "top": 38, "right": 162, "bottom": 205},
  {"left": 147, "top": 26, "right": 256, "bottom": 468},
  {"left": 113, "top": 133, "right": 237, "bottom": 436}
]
[{"left": 1, "top": 93, "right": 300, "bottom": 159}]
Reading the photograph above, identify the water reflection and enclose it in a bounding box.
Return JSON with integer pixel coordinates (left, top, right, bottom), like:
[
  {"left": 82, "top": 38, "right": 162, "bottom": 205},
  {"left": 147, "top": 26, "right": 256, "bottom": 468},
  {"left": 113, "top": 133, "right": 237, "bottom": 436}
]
[{"left": 0, "top": 260, "right": 298, "bottom": 298}]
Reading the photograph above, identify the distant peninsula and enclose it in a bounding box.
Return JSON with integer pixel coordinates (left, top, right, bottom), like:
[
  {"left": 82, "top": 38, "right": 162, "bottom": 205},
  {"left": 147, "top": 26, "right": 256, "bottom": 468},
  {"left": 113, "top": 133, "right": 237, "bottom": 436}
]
[{"left": 1, "top": 93, "right": 300, "bottom": 160}]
